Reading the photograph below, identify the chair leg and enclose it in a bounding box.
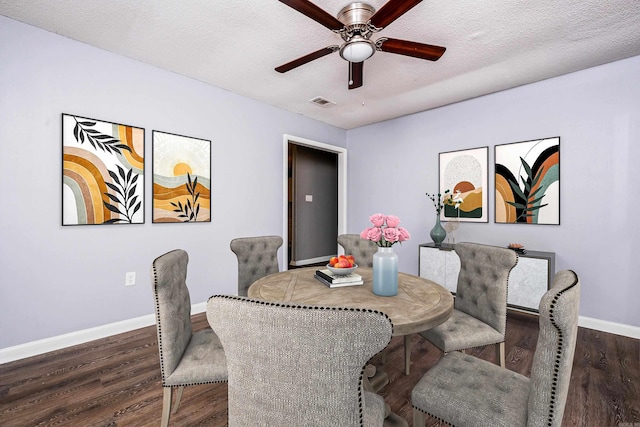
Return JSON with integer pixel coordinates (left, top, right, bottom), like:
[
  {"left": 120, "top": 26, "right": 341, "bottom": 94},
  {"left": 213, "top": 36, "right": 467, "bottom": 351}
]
[
  {"left": 173, "top": 386, "right": 185, "bottom": 413},
  {"left": 404, "top": 334, "right": 412, "bottom": 375},
  {"left": 380, "top": 348, "right": 387, "bottom": 364},
  {"left": 413, "top": 408, "right": 426, "bottom": 426},
  {"left": 161, "top": 387, "right": 172, "bottom": 427},
  {"left": 496, "top": 341, "right": 506, "bottom": 368}
]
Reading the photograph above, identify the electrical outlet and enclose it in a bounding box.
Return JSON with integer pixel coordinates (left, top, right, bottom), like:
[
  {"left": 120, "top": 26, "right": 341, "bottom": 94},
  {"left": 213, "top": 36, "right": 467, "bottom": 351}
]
[{"left": 125, "top": 272, "right": 136, "bottom": 287}]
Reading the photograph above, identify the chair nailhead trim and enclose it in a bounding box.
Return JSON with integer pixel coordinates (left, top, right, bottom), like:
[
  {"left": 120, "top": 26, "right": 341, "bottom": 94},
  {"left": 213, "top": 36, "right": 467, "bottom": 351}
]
[
  {"left": 412, "top": 406, "right": 454, "bottom": 426},
  {"left": 544, "top": 272, "right": 579, "bottom": 427},
  {"left": 152, "top": 250, "right": 176, "bottom": 386},
  {"left": 210, "top": 295, "right": 394, "bottom": 336}
]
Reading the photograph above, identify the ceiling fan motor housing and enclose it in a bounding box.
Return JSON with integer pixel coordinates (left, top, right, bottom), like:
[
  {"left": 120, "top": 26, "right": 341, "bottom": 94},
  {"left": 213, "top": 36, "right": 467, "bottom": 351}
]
[
  {"left": 337, "top": 2, "right": 377, "bottom": 62},
  {"left": 338, "top": 2, "right": 375, "bottom": 26},
  {"left": 337, "top": 2, "right": 376, "bottom": 40}
]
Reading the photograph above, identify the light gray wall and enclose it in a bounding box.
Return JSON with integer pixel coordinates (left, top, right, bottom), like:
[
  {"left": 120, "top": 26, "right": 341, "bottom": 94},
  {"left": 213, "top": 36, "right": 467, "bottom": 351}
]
[
  {"left": 0, "top": 16, "right": 347, "bottom": 348},
  {"left": 346, "top": 55, "right": 640, "bottom": 327}
]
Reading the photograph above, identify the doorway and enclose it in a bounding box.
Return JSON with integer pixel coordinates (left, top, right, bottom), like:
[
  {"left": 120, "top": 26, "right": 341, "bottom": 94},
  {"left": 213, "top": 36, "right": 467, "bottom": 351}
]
[{"left": 282, "top": 135, "right": 347, "bottom": 271}]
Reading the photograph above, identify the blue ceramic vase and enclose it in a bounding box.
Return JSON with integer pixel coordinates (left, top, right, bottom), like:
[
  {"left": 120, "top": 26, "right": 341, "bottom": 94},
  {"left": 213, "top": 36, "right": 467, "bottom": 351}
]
[
  {"left": 372, "top": 247, "right": 398, "bottom": 296},
  {"left": 430, "top": 215, "right": 446, "bottom": 247}
]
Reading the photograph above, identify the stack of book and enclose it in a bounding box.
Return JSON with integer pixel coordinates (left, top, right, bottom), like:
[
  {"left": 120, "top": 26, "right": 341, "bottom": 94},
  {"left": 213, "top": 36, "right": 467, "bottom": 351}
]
[{"left": 314, "top": 269, "right": 364, "bottom": 288}]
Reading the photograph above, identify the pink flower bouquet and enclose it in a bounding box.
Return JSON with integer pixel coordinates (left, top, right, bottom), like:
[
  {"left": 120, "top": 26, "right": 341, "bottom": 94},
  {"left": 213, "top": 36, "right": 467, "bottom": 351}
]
[{"left": 360, "top": 214, "right": 411, "bottom": 247}]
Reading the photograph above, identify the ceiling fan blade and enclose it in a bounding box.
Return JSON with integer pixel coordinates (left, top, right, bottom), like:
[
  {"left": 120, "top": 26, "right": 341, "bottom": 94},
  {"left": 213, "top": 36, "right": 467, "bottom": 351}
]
[
  {"left": 378, "top": 38, "right": 446, "bottom": 61},
  {"left": 370, "top": 0, "right": 423, "bottom": 29},
  {"left": 275, "top": 46, "right": 339, "bottom": 73},
  {"left": 348, "top": 62, "right": 364, "bottom": 90},
  {"left": 278, "top": 0, "right": 344, "bottom": 31}
]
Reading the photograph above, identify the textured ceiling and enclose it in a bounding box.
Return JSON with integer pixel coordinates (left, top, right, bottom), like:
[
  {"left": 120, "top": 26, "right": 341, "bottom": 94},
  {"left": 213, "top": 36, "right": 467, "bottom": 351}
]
[{"left": 2, "top": 0, "right": 640, "bottom": 129}]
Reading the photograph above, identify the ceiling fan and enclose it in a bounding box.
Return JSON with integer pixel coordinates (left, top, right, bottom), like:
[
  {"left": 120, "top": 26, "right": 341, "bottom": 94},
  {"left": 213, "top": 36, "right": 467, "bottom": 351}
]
[{"left": 275, "top": 0, "right": 446, "bottom": 90}]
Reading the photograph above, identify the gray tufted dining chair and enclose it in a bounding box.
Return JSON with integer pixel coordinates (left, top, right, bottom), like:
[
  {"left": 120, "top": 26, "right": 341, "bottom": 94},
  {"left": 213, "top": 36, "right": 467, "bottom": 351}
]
[
  {"left": 412, "top": 270, "right": 581, "bottom": 427},
  {"left": 338, "top": 234, "right": 378, "bottom": 267},
  {"left": 207, "top": 295, "right": 392, "bottom": 426},
  {"left": 151, "top": 249, "right": 228, "bottom": 427},
  {"left": 418, "top": 242, "right": 518, "bottom": 368},
  {"left": 230, "top": 235, "right": 283, "bottom": 296}
]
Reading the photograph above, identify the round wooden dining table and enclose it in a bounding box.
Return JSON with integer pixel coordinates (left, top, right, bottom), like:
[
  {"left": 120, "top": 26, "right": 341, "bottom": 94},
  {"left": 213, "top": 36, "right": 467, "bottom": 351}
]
[{"left": 248, "top": 266, "right": 453, "bottom": 375}]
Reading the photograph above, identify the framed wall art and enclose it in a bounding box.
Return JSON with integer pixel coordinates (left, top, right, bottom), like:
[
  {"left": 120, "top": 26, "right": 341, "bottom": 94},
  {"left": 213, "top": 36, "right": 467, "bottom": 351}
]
[
  {"left": 439, "top": 146, "right": 488, "bottom": 223},
  {"left": 152, "top": 131, "right": 211, "bottom": 223},
  {"left": 62, "top": 114, "right": 144, "bottom": 225},
  {"left": 495, "top": 136, "right": 560, "bottom": 225}
]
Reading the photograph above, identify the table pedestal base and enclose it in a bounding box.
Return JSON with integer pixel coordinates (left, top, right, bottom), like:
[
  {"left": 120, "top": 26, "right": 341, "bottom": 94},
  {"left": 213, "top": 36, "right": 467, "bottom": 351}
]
[{"left": 364, "top": 365, "right": 409, "bottom": 427}]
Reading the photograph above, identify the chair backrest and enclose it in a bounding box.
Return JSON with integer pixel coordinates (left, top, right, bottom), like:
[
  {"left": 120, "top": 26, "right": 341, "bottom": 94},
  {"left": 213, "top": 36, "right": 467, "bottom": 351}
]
[
  {"left": 454, "top": 242, "right": 518, "bottom": 334},
  {"left": 337, "top": 234, "right": 378, "bottom": 268},
  {"left": 151, "top": 249, "right": 193, "bottom": 384},
  {"left": 230, "top": 235, "right": 283, "bottom": 296},
  {"left": 207, "top": 296, "right": 393, "bottom": 426},
  {"left": 527, "top": 270, "right": 581, "bottom": 427}
]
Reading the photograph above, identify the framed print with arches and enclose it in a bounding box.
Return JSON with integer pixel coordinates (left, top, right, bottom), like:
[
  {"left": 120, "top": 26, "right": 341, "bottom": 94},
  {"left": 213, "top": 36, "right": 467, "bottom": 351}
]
[{"left": 438, "top": 146, "right": 488, "bottom": 223}]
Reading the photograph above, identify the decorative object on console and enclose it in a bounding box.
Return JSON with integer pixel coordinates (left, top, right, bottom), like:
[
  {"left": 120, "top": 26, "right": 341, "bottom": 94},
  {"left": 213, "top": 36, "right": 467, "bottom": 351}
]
[
  {"left": 425, "top": 191, "right": 450, "bottom": 246},
  {"left": 360, "top": 214, "right": 410, "bottom": 296},
  {"left": 62, "top": 114, "right": 144, "bottom": 225},
  {"left": 430, "top": 216, "right": 446, "bottom": 247},
  {"left": 495, "top": 137, "right": 560, "bottom": 224},
  {"left": 444, "top": 217, "right": 459, "bottom": 244},
  {"left": 152, "top": 131, "right": 211, "bottom": 223},
  {"left": 508, "top": 243, "right": 527, "bottom": 254},
  {"left": 439, "top": 146, "right": 489, "bottom": 222}
]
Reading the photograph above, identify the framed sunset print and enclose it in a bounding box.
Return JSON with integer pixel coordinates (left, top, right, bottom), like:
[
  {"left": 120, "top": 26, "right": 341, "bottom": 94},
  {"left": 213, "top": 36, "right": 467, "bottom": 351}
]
[
  {"left": 495, "top": 137, "right": 560, "bottom": 225},
  {"left": 439, "top": 146, "right": 488, "bottom": 223},
  {"left": 62, "top": 114, "right": 144, "bottom": 225},
  {"left": 152, "top": 131, "right": 211, "bottom": 223}
]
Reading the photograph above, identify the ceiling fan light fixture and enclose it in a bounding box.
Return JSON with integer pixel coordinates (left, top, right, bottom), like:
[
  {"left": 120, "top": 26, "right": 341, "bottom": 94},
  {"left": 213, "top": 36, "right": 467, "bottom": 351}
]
[{"left": 339, "top": 37, "right": 375, "bottom": 63}]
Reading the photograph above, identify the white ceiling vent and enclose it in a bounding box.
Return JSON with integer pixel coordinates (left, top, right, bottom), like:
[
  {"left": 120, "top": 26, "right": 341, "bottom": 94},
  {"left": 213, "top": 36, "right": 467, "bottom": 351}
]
[{"left": 308, "top": 96, "right": 336, "bottom": 107}]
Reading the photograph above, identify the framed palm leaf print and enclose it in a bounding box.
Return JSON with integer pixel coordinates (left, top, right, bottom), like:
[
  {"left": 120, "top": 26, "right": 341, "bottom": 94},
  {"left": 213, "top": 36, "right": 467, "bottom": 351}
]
[
  {"left": 62, "top": 114, "right": 144, "bottom": 225},
  {"left": 495, "top": 137, "right": 560, "bottom": 224}
]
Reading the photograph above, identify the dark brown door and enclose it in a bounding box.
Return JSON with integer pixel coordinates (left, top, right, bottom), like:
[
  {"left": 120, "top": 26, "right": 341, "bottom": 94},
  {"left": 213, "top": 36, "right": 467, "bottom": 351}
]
[{"left": 288, "top": 143, "right": 338, "bottom": 267}]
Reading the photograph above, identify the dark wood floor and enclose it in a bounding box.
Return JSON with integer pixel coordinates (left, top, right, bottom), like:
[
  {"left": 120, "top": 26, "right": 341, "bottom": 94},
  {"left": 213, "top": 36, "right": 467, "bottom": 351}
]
[{"left": 1, "top": 311, "right": 638, "bottom": 426}]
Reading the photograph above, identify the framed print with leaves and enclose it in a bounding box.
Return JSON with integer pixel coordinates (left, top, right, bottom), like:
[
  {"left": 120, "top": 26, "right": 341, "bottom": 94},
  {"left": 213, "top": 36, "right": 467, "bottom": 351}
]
[
  {"left": 439, "top": 146, "right": 488, "bottom": 223},
  {"left": 152, "top": 131, "right": 211, "bottom": 223},
  {"left": 62, "top": 114, "right": 144, "bottom": 225},
  {"left": 495, "top": 136, "right": 560, "bottom": 224}
]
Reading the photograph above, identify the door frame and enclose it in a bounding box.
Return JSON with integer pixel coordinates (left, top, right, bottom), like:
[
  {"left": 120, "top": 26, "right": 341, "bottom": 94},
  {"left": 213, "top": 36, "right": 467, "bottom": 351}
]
[{"left": 282, "top": 134, "right": 347, "bottom": 271}]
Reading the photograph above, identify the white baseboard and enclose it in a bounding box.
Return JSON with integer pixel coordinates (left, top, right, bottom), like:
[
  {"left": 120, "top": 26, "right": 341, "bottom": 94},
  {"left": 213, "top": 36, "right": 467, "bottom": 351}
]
[
  {"left": 0, "top": 302, "right": 207, "bottom": 365},
  {"left": 2, "top": 305, "right": 636, "bottom": 364},
  {"left": 579, "top": 316, "right": 640, "bottom": 339}
]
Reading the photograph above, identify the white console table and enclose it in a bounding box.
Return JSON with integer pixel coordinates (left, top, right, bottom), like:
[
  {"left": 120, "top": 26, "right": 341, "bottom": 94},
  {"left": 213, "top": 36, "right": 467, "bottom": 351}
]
[{"left": 418, "top": 243, "right": 555, "bottom": 313}]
